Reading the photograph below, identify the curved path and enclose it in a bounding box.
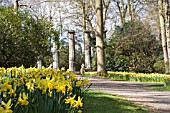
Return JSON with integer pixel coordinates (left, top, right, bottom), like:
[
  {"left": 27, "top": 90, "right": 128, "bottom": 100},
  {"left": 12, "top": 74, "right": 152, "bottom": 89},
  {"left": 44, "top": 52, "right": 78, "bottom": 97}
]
[{"left": 80, "top": 76, "right": 170, "bottom": 113}]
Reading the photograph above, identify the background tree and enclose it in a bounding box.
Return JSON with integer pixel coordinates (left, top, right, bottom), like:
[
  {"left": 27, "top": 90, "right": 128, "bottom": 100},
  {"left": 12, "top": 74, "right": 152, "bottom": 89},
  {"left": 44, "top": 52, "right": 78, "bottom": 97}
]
[
  {"left": 0, "top": 6, "right": 58, "bottom": 67},
  {"left": 96, "top": 0, "right": 106, "bottom": 73},
  {"left": 158, "top": 0, "right": 169, "bottom": 73},
  {"left": 165, "top": 0, "right": 170, "bottom": 72},
  {"left": 106, "top": 20, "right": 163, "bottom": 73}
]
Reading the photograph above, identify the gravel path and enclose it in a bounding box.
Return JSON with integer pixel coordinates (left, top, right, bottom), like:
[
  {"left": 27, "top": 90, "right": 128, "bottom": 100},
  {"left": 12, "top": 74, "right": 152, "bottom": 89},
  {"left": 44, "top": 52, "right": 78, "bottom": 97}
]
[{"left": 80, "top": 76, "right": 170, "bottom": 113}]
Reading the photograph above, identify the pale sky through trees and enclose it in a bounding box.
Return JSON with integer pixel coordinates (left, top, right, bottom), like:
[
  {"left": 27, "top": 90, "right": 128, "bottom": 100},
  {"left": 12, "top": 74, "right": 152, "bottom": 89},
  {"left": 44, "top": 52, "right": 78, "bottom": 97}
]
[{"left": 0, "top": 0, "right": 160, "bottom": 50}]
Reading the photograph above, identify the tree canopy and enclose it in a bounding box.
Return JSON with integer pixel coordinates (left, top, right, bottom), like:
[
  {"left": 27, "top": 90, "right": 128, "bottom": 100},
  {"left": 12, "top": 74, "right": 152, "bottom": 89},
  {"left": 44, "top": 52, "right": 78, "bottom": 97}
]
[
  {"left": 106, "top": 21, "right": 163, "bottom": 73},
  {"left": 0, "top": 6, "right": 58, "bottom": 68}
]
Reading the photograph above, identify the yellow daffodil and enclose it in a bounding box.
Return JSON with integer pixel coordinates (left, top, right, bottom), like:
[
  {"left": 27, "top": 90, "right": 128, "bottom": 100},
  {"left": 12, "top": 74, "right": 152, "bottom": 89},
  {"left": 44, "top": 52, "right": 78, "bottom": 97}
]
[
  {"left": 68, "top": 85, "right": 73, "bottom": 92},
  {"left": 1, "top": 98, "right": 13, "bottom": 113},
  {"left": 8, "top": 85, "right": 17, "bottom": 97},
  {"left": 59, "top": 86, "right": 66, "bottom": 94},
  {"left": 0, "top": 67, "right": 6, "bottom": 74},
  {"left": 74, "top": 96, "right": 83, "bottom": 108},
  {"left": 76, "top": 80, "right": 82, "bottom": 87},
  {"left": 0, "top": 78, "right": 12, "bottom": 92},
  {"left": 65, "top": 95, "right": 76, "bottom": 106},
  {"left": 83, "top": 78, "right": 89, "bottom": 85},
  {"left": 48, "top": 82, "right": 54, "bottom": 90},
  {"left": 57, "top": 68, "right": 60, "bottom": 72},
  {"left": 61, "top": 67, "right": 65, "bottom": 71},
  {"left": 3, "top": 92, "right": 7, "bottom": 97},
  {"left": 26, "top": 81, "right": 34, "bottom": 92},
  {"left": 78, "top": 110, "right": 82, "bottom": 113},
  {"left": 0, "top": 66, "right": 89, "bottom": 113},
  {"left": 69, "top": 72, "right": 76, "bottom": 80},
  {"left": 17, "top": 93, "right": 29, "bottom": 106}
]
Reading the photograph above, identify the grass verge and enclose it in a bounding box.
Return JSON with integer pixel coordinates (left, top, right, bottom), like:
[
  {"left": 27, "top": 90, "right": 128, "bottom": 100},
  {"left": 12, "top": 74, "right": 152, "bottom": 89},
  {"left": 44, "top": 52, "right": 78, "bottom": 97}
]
[
  {"left": 145, "top": 85, "right": 170, "bottom": 91},
  {"left": 83, "top": 90, "right": 149, "bottom": 113}
]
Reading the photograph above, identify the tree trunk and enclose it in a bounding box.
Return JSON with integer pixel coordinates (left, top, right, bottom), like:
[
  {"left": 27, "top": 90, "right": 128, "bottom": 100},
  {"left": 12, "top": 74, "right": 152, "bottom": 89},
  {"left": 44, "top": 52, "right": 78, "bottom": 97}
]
[
  {"left": 96, "top": 0, "right": 106, "bottom": 74},
  {"left": 158, "top": 0, "right": 169, "bottom": 73},
  {"left": 82, "top": 0, "right": 91, "bottom": 70},
  {"left": 165, "top": 0, "right": 170, "bottom": 72}
]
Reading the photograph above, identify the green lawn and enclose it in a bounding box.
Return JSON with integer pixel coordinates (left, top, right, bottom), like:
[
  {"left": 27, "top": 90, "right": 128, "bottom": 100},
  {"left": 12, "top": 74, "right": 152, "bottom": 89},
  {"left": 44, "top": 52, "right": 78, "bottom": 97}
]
[
  {"left": 83, "top": 90, "right": 149, "bottom": 113},
  {"left": 145, "top": 85, "right": 170, "bottom": 91}
]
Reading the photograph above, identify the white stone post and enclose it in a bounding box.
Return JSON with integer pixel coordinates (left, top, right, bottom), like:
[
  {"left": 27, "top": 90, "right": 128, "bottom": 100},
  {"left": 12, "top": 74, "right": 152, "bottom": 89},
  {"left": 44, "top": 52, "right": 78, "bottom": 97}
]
[
  {"left": 68, "top": 30, "right": 75, "bottom": 72},
  {"left": 51, "top": 37, "right": 59, "bottom": 70},
  {"left": 37, "top": 60, "right": 42, "bottom": 68},
  {"left": 84, "top": 30, "right": 91, "bottom": 70}
]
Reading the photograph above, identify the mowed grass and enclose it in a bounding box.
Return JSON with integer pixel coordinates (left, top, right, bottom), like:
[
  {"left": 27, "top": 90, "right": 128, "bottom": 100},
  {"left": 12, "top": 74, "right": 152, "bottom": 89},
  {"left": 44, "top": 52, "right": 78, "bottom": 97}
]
[
  {"left": 145, "top": 85, "right": 170, "bottom": 91},
  {"left": 83, "top": 90, "right": 149, "bottom": 113}
]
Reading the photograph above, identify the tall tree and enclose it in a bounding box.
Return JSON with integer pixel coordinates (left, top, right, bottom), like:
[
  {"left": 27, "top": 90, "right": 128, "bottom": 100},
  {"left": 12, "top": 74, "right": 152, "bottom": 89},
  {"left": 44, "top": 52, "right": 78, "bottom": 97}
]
[
  {"left": 96, "top": 0, "right": 106, "bottom": 73},
  {"left": 82, "top": 0, "right": 91, "bottom": 69},
  {"left": 158, "top": 0, "right": 169, "bottom": 73},
  {"left": 165, "top": 0, "right": 170, "bottom": 72}
]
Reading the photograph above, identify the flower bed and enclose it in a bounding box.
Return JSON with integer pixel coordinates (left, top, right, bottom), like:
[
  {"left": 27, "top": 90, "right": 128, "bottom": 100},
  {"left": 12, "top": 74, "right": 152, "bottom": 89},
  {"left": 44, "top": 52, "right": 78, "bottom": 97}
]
[
  {"left": 0, "top": 66, "right": 90, "bottom": 113},
  {"left": 107, "top": 71, "right": 170, "bottom": 82},
  {"left": 84, "top": 71, "right": 170, "bottom": 88}
]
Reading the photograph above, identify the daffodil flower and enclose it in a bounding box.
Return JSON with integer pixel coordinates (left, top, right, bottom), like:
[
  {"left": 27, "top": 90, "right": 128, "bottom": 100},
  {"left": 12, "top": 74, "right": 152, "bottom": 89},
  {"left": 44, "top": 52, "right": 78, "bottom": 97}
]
[
  {"left": 48, "top": 82, "right": 54, "bottom": 90},
  {"left": 1, "top": 98, "right": 13, "bottom": 113},
  {"left": 59, "top": 86, "right": 66, "bottom": 94},
  {"left": 76, "top": 80, "right": 82, "bottom": 87},
  {"left": 8, "top": 86, "right": 17, "bottom": 97},
  {"left": 78, "top": 110, "right": 82, "bottom": 113},
  {"left": 26, "top": 81, "right": 34, "bottom": 92},
  {"left": 74, "top": 96, "right": 83, "bottom": 108},
  {"left": 61, "top": 67, "right": 65, "bottom": 71},
  {"left": 0, "top": 78, "right": 12, "bottom": 92},
  {"left": 17, "top": 93, "right": 29, "bottom": 106},
  {"left": 83, "top": 78, "right": 89, "bottom": 85},
  {"left": 65, "top": 95, "right": 76, "bottom": 106}
]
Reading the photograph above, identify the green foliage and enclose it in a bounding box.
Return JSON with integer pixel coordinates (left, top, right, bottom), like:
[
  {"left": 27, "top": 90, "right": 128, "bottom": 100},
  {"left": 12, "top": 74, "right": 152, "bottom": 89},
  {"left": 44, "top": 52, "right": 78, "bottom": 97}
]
[
  {"left": 164, "top": 80, "right": 170, "bottom": 89},
  {"left": 43, "top": 56, "right": 53, "bottom": 67},
  {"left": 106, "top": 20, "right": 162, "bottom": 73},
  {"left": 153, "top": 55, "right": 165, "bottom": 73},
  {"left": 0, "top": 6, "right": 59, "bottom": 68},
  {"left": 75, "top": 44, "right": 84, "bottom": 71},
  {"left": 59, "top": 41, "right": 69, "bottom": 69}
]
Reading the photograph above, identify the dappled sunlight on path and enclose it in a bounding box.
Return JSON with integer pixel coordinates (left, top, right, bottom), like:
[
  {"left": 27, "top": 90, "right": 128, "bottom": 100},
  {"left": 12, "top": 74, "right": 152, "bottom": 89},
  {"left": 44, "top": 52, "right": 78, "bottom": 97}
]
[{"left": 79, "top": 76, "right": 170, "bottom": 113}]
